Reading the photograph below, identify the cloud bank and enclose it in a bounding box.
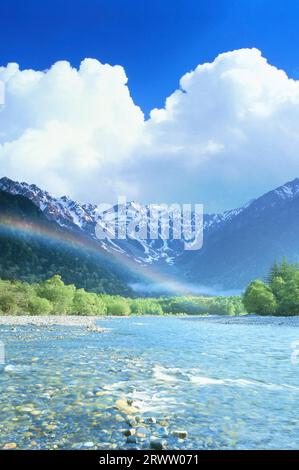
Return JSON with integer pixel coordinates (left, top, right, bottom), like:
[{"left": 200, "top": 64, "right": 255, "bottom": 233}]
[
  {"left": 1, "top": 48, "right": 299, "bottom": 211},
  {"left": 0, "top": 59, "right": 144, "bottom": 198}
]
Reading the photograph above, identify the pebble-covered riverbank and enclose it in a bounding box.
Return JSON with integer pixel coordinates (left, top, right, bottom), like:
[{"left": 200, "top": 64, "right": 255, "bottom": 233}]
[
  {"left": 0, "top": 315, "right": 103, "bottom": 327},
  {"left": 0, "top": 316, "right": 107, "bottom": 335}
]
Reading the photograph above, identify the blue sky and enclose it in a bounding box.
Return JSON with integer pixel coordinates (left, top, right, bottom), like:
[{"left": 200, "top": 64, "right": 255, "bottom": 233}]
[
  {"left": 1, "top": 0, "right": 299, "bottom": 115},
  {"left": 2, "top": 1, "right": 299, "bottom": 211}
]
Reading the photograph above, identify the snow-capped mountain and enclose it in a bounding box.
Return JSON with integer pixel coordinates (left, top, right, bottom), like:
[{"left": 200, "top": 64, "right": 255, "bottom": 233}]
[
  {"left": 1, "top": 176, "right": 299, "bottom": 290},
  {"left": 180, "top": 177, "right": 299, "bottom": 289},
  {"left": 0, "top": 177, "right": 188, "bottom": 265},
  {"left": 0, "top": 177, "right": 247, "bottom": 241}
]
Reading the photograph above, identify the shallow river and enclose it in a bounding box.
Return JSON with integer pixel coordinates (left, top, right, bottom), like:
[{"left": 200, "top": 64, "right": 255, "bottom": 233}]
[{"left": 0, "top": 316, "right": 299, "bottom": 449}]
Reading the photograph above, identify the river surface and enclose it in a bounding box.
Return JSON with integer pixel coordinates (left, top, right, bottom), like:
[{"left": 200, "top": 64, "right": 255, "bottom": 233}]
[{"left": 0, "top": 315, "right": 299, "bottom": 450}]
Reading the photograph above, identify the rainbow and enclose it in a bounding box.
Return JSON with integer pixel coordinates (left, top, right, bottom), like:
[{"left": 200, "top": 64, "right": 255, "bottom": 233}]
[{"left": 0, "top": 216, "right": 193, "bottom": 295}]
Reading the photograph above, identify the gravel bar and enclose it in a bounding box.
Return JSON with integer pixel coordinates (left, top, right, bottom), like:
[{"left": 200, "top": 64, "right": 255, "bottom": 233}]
[{"left": 0, "top": 315, "right": 104, "bottom": 328}]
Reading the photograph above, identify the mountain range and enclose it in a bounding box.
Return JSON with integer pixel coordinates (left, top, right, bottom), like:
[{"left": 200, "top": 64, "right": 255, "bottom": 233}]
[{"left": 1, "top": 176, "right": 299, "bottom": 294}]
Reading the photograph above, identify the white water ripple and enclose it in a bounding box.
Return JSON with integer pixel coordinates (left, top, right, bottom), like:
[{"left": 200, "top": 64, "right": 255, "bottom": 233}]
[{"left": 152, "top": 365, "right": 299, "bottom": 392}]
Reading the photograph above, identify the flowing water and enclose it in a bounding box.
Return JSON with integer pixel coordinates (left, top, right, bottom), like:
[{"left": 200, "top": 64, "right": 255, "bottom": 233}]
[{"left": 0, "top": 315, "right": 299, "bottom": 450}]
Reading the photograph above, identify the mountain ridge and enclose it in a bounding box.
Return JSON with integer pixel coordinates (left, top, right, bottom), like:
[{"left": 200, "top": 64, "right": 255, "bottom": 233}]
[{"left": 1, "top": 176, "right": 299, "bottom": 292}]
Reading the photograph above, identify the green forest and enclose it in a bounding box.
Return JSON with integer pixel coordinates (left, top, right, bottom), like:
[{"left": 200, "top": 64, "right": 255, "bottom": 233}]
[
  {"left": 1, "top": 260, "right": 299, "bottom": 316},
  {"left": 0, "top": 274, "right": 244, "bottom": 316},
  {"left": 243, "top": 260, "right": 299, "bottom": 316}
]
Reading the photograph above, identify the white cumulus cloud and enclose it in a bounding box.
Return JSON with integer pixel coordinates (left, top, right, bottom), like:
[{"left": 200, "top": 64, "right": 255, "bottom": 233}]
[
  {"left": 138, "top": 48, "right": 299, "bottom": 210},
  {"left": 1, "top": 49, "right": 299, "bottom": 211},
  {"left": 0, "top": 59, "right": 144, "bottom": 199}
]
